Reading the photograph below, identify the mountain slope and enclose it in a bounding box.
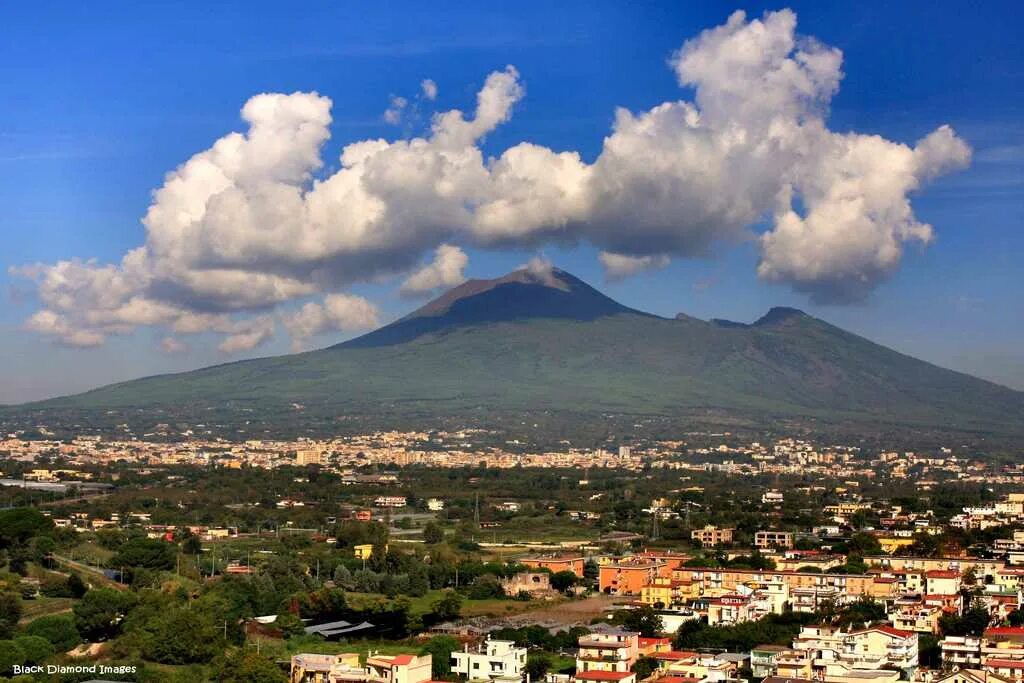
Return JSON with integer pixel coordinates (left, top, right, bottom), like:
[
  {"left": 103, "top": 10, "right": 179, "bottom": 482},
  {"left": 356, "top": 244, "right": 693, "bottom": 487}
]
[{"left": 13, "top": 267, "right": 1024, "bottom": 435}]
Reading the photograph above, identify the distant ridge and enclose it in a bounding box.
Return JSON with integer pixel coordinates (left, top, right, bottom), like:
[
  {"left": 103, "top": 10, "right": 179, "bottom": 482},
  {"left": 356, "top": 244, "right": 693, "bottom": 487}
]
[{"left": 10, "top": 266, "right": 1024, "bottom": 436}]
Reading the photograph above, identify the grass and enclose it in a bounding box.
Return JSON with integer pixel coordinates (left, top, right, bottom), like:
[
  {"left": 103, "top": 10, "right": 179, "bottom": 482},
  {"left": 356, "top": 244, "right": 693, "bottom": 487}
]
[
  {"left": 19, "top": 597, "right": 75, "bottom": 623},
  {"left": 252, "top": 635, "right": 420, "bottom": 662},
  {"left": 344, "top": 590, "right": 565, "bottom": 618}
]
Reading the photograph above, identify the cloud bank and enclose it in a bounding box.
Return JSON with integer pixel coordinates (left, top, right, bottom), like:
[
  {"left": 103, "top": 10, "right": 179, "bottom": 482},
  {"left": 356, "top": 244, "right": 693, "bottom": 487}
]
[{"left": 13, "top": 9, "right": 970, "bottom": 351}]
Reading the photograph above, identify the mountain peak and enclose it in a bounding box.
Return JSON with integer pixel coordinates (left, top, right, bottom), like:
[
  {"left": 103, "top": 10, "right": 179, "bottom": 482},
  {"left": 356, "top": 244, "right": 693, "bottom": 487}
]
[
  {"left": 410, "top": 265, "right": 572, "bottom": 319},
  {"left": 753, "top": 306, "right": 811, "bottom": 327},
  {"left": 342, "top": 265, "right": 646, "bottom": 349}
]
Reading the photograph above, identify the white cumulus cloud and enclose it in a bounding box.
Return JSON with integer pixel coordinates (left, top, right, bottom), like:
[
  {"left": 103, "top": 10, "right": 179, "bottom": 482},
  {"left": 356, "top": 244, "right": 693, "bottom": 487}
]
[
  {"left": 599, "top": 252, "right": 670, "bottom": 282},
  {"left": 160, "top": 337, "right": 188, "bottom": 354},
  {"left": 13, "top": 9, "right": 972, "bottom": 351},
  {"left": 281, "top": 294, "right": 380, "bottom": 351},
  {"left": 399, "top": 244, "right": 468, "bottom": 297},
  {"left": 421, "top": 79, "right": 438, "bottom": 101}
]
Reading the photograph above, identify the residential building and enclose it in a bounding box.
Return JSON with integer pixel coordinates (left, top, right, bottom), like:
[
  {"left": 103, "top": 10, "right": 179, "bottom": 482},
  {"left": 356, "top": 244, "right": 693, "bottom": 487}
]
[
  {"left": 290, "top": 653, "right": 362, "bottom": 683},
  {"left": 576, "top": 630, "right": 639, "bottom": 673},
  {"left": 451, "top": 639, "right": 526, "bottom": 682},
  {"left": 599, "top": 557, "right": 668, "bottom": 595},
  {"left": 750, "top": 645, "right": 789, "bottom": 678},
  {"left": 755, "top": 530, "right": 794, "bottom": 550},
  {"left": 691, "top": 525, "right": 734, "bottom": 547},
  {"left": 522, "top": 554, "right": 586, "bottom": 578},
  {"left": 365, "top": 654, "right": 433, "bottom": 683}
]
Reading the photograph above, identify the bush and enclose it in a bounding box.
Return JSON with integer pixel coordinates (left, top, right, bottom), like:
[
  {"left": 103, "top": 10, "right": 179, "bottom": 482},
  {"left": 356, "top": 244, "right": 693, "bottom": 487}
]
[
  {"left": 22, "top": 614, "right": 80, "bottom": 651},
  {"left": 141, "top": 608, "right": 221, "bottom": 664},
  {"left": 13, "top": 635, "right": 54, "bottom": 664},
  {"left": 0, "top": 640, "right": 25, "bottom": 677}
]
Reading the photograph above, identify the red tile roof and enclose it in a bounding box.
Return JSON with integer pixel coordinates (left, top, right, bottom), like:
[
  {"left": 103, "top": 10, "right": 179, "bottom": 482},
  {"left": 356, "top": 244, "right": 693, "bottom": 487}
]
[{"left": 985, "top": 627, "right": 1024, "bottom": 637}]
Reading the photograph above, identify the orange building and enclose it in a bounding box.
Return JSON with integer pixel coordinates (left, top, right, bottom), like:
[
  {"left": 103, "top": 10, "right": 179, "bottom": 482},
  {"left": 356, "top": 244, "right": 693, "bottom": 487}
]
[
  {"left": 521, "top": 554, "right": 586, "bottom": 577},
  {"left": 600, "top": 557, "right": 670, "bottom": 595}
]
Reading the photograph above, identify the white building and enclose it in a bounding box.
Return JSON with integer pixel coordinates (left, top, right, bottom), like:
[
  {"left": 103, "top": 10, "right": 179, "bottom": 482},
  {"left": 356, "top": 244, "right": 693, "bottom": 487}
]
[
  {"left": 427, "top": 498, "right": 445, "bottom": 511},
  {"left": 451, "top": 639, "right": 527, "bottom": 682}
]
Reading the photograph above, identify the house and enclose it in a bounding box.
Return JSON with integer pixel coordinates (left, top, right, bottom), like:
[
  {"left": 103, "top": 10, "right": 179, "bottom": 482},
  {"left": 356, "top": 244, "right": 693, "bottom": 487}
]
[
  {"left": 451, "top": 638, "right": 527, "bottom": 682},
  {"left": 365, "top": 654, "right": 433, "bottom": 683},
  {"left": 750, "top": 644, "right": 789, "bottom": 678},
  {"left": 374, "top": 496, "right": 407, "bottom": 508},
  {"left": 925, "top": 570, "right": 962, "bottom": 595},
  {"left": 290, "top": 653, "right": 362, "bottom": 683}
]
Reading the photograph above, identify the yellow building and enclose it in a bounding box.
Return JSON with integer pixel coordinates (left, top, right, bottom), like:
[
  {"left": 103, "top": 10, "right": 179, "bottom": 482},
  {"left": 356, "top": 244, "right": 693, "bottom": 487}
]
[{"left": 354, "top": 543, "right": 374, "bottom": 560}]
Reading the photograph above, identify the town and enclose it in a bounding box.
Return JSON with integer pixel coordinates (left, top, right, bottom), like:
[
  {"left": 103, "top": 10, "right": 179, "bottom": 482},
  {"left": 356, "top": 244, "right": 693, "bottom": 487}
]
[{"left": 1, "top": 427, "right": 1024, "bottom": 683}]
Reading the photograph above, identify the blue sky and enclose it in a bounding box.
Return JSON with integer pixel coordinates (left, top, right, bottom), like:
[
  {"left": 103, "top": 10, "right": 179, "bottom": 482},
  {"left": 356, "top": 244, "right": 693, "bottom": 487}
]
[{"left": 1, "top": 1, "right": 1022, "bottom": 403}]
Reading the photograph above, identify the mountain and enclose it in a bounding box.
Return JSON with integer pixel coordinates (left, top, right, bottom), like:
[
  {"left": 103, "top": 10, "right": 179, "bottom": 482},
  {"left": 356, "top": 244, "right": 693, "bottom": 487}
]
[{"left": 11, "top": 267, "right": 1024, "bottom": 435}]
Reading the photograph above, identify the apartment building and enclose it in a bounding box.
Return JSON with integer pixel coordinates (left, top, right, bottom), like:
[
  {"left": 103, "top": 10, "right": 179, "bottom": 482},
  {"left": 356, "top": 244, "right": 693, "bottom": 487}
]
[
  {"left": 790, "top": 624, "right": 918, "bottom": 679},
  {"left": 521, "top": 554, "right": 586, "bottom": 578},
  {"left": 599, "top": 557, "right": 668, "bottom": 595},
  {"left": 941, "top": 627, "right": 1024, "bottom": 681},
  {"left": 690, "top": 525, "right": 734, "bottom": 547},
  {"left": 451, "top": 639, "right": 527, "bottom": 682},
  {"left": 755, "top": 530, "right": 794, "bottom": 550},
  {"left": 575, "top": 630, "right": 640, "bottom": 674}
]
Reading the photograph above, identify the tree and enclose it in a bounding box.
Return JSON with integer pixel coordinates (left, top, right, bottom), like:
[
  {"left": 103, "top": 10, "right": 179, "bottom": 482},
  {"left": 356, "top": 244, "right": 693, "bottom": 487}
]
[
  {"left": 634, "top": 656, "right": 660, "bottom": 680},
  {"left": 66, "top": 572, "right": 87, "bottom": 599},
  {"left": 0, "top": 593, "right": 21, "bottom": 639},
  {"left": 468, "top": 574, "right": 506, "bottom": 600},
  {"left": 550, "top": 570, "right": 578, "bottom": 592},
  {"left": 612, "top": 606, "right": 663, "bottom": 637},
  {"left": 211, "top": 648, "right": 286, "bottom": 683},
  {"left": 275, "top": 612, "right": 305, "bottom": 638},
  {"left": 939, "top": 603, "right": 991, "bottom": 637},
  {"left": 73, "top": 588, "right": 137, "bottom": 641},
  {"left": 408, "top": 566, "right": 430, "bottom": 597},
  {"left": 0, "top": 509, "right": 53, "bottom": 548},
  {"left": 835, "top": 597, "right": 886, "bottom": 628},
  {"left": 431, "top": 590, "right": 463, "bottom": 622},
  {"left": 420, "top": 635, "right": 459, "bottom": 678},
  {"left": 13, "top": 635, "right": 54, "bottom": 664},
  {"left": 423, "top": 522, "right": 445, "bottom": 545},
  {"left": 112, "top": 537, "right": 176, "bottom": 572},
  {"left": 141, "top": 608, "right": 221, "bottom": 664},
  {"left": 22, "top": 614, "right": 80, "bottom": 651},
  {"left": 0, "top": 640, "right": 25, "bottom": 677},
  {"left": 182, "top": 534, "right": 203, "bottom": 556},
  {"left": 525, "top": 652, "right": 551, "bottom": 680},
  {"left": 333, "top": 564, "right": 354, "bottom": 589}
]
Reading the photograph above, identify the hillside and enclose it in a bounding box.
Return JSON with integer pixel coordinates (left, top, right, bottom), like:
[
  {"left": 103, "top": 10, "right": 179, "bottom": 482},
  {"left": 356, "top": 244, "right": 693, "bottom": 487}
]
[{"left": 10, "top": 267, "right": 1024, "bottom": 435}]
